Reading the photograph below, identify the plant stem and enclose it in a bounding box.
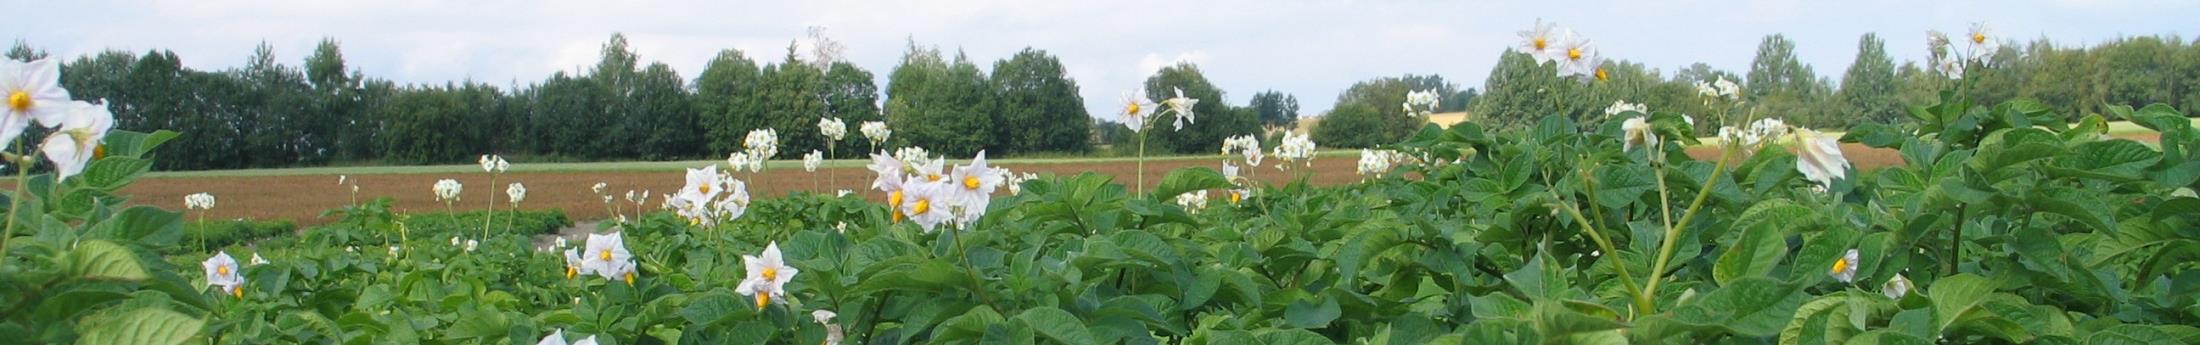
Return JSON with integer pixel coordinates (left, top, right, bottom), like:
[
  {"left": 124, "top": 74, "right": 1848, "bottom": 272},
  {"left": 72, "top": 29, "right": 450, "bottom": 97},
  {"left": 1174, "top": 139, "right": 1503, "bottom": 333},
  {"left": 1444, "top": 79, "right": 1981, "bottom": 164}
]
[
  {"left": 1948, "top": 203, "right": 1966, "bottom": 276},
  {"left": 484, "top": 173, "right": 498, "bottom": 241},
  {"left": 0, "top": 155, "right": 33, "bottom": 264},
  {"left": 1641, "top": 108, "right": 1750, "bottom": 314},
  {"left": 948, "top": 227, "right": 995, "bottom": 308},
  {"left": 1551, "top": 189, "right": 1648, "bottom": 316},
  {"left": 1136, "top": 130, "right": 1148, "bottom": 195}
]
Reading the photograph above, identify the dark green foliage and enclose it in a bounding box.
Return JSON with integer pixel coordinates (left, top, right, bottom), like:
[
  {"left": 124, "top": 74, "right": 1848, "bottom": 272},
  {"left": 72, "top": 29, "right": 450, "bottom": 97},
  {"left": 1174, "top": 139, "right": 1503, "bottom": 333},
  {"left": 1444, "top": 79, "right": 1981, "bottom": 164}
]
[
  {"left": 991, "top": 48, "right": 1092, "bottom": 154},
  {"left": 1142, "top": 62, "right": 1260, "bottom": 154}
]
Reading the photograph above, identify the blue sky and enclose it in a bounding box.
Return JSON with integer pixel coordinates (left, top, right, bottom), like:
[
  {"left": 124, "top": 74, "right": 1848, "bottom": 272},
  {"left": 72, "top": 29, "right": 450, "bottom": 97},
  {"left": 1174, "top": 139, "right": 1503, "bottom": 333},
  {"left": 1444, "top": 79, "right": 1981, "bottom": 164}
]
[{"left": 3, "top": 0, "right": 2193, "bottom": 123}]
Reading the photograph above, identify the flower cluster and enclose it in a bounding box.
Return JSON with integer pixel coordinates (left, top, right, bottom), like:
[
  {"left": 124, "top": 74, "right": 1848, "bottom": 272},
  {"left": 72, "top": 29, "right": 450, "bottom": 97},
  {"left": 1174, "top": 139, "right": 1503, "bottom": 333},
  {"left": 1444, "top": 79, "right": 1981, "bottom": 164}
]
[
  {"left": 729, "top": 128, "right": 779, "bottom": 172},
  {"left": 1356, "top": 149, "right": 1397, "bottom": 178},
  {"left": 568, "top": 232, "right": 637, "bottom": 285},
  {"left": 433, "top": 179, "right": 463, "bottom": 202},
  {"left": 201, "top": 251, "right": 244, "bottom": 296},
  {"left": 663, "top": 165, "right": 750, "bottom": 228},
  {"left": 737, "top": 242, "right": 799, "bottom": 309},
  {"left": 1404, "top": 89, "right": 1441, "bottom": 116},
  {"left": 1221, "top": 162, "right": 1254, "bottom": 204},
  {"left": 1926, "top": 23, "right": 1998, "bottom": 79},
  {"left": 1694, "top": 77, "right": 1742, "bottom": 102},
  {"left": 507, "top": 183, "right": 527, "bottom": 205},
  {"left": 1273, "top": 132, "right": 1318, "bottom": 171},
  {"left": 184, "top": 192, "right": 216, "bottom": 210},
  {"left": 1175, "top": 190, "right": 1209, "bottom": 213},
  {"left": 869, "top": 149, "right": 1008, "bottom": 231},
  {"left": 478, "top": 154, "right": 510, "bottom": 173},
  {"left": 1003, "top": 171, "right": 1040, "bottom": 196},
  {"left": 1716, "top": 118, "right": 1790, "bottom": 154},
  {"left": 818, "top": 117, "right": 847, "bottom": 141},
  {"left": 859, "top": 121, "right": 891, "bottom": 145},
  {"left": 4, "top": 58, "right": 119, "bottom": 179},
  {"left": 1604, "top": 100, "right": 1647, "bottom": 117},
  {"left": 1221, "top": 134, "right": 1264, "bottom": 167},
  {"left": 803, "top": 150, "right": 825, "bottom": 172},
  {"left": 1517, "top": 19, "right": 1605, "bottom": 81}
]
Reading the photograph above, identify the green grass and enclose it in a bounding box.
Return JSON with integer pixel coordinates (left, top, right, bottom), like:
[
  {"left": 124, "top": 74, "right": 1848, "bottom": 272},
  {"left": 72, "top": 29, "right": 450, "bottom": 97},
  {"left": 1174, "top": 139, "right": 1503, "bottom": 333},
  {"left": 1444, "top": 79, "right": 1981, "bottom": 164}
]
[{"left": 146, "top": 150, "right": 1364, "bottom": 178}]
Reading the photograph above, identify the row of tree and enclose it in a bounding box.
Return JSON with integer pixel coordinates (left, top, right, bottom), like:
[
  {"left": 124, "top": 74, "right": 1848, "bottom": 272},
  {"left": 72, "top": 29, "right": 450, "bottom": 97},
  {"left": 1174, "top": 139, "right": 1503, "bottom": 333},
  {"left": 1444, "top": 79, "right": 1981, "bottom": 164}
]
[
  {"left": 1457, "top": 33, "right": 2200, "bottom": 138},
  {"left": 15, "top": 31, "right": 2199, "bottom": 170}
]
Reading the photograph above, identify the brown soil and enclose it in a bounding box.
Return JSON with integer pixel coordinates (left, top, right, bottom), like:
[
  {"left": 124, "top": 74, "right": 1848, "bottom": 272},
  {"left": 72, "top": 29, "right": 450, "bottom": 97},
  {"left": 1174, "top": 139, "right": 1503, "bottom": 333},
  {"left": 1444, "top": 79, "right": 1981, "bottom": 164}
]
[{"left": 109, "top": 157, "right": 1361, "bottom": 226}]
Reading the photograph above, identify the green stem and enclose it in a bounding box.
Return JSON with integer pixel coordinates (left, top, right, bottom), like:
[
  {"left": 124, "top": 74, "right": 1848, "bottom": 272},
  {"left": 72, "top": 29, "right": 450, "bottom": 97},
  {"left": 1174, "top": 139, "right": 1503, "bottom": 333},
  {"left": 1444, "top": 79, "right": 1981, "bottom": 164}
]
[
  {"left": 1948, "top": 203, "right": 1966, "bottom": 276},
  {"left": 0, "top": 156, "right": 32, "bottom": 264},
  {"left": 484, "top": 174, "right": 498, "bottom": 241},
  {"left": 1550, "top": 189, "right": 1647, "bottom": 316},
  {"left": 1641, "top": 108, "right": 1751, "bottom": 314},
  {"left": 1136, "top": 130, "right": 1148, "bottom": 195},
  {"left": 948, "top": 227, "right": 996, "bottom": 308}
]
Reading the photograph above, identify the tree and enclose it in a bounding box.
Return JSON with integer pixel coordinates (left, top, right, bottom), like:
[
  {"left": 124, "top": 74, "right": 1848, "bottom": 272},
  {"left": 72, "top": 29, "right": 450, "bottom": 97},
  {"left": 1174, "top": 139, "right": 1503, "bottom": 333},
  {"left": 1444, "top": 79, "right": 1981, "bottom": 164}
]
[
  {"left": 631, "top": 63, "right": 699, "bottom": 159},
  {"left": 1838, "top": 33, "right": 1900, "bottom": 126},
  {"left": 1250, "top": 90, "right": 1300, "bottom": 131},
  {"left": 821, "top": 61, "right": 883, "bottom": 157},
  {"left": 1142, "top": 62, "right": 1256, "bottom": 154},
  {"left": 991, "top": 48, "right": 1091, "bottom": 154},
  {"left": 695, "top": 49, "right": 764, "bottom": 154},
  {"left": 886, "top": 42, "right": 995, "bottom": 156}
]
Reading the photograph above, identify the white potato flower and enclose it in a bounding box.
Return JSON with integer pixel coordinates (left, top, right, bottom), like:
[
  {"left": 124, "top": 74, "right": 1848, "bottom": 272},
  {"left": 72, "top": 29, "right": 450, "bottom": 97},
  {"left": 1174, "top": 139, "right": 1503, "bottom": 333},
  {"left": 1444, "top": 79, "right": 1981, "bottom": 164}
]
[
  {"left": 202, "top": 251, "right": 244, "bottom": 297},
  {"left": 1882, "top": 273, "right": 1912, "bottom": 299},
  {"left": 41, "top": 100, "right": 115, "bottom": 179},
  {"left": 1621, "top": 117, "right": 1657, "bottom": 152},
  {"left": 1830, "top": 248, "right": 1860, "bottom": 283},
  {"left": 743, "top": 128, "right": 780, "bottom": 161},
  {"left": 1794, "top": 128, "right": 1851, "bottom": 189},
  {"left": 737, "top": 242, "right": 800, "bottom": 309},
  {"left": 433, "top": 179, "right": 463, "bottom": 202},
  {"left": 1, "top": 58, "right": 73, "bottom": 145},
  {"left": 1119, "top": 88, "right": 1156, "bottom": 133},
  {"left": 1273, "top": 132, "right": 1318, "bottom": 169},
  {"left": 1356, "top": 149, "right": 1395, "bottom": 178},
  {"left": 804, "top": 150, "right": 824, "bottom": 173},
  {"left": 1604, "top": 100, "right": 1647, "bottom": 117},
  {"left": 580, "top": 232, "right": 636, "bottom": 285},
  {"left": 1165, "top": 87, "right": 1198, "bottom": 131},
  {"left": 1176, "top": 189, "right": 1209, "bottom": 212},
  {"left": 818, "top": 117, "right": 848, "bottom": 141},
  {"left": 185, "top": 192, "right": 216, "bottom": 210},
  {"left": 1517, "top": 19, "right": 1564, "bottom": 65},
  {"left": 1555, "top": 30, "right": 1598, "bottom": 79},
  {"left": 860, "top": 121, "right": 891, "bottom": 145},
  {"left": 507, "top": 183, "right": 527, "bottom": 205}
]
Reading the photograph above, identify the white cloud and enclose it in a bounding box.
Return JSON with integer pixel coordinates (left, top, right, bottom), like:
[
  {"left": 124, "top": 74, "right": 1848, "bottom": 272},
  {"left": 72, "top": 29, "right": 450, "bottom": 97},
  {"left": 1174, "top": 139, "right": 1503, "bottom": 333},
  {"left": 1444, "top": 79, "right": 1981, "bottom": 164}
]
[{"left": 1135, "top": 51, "right": 1212, "bottom": 81}]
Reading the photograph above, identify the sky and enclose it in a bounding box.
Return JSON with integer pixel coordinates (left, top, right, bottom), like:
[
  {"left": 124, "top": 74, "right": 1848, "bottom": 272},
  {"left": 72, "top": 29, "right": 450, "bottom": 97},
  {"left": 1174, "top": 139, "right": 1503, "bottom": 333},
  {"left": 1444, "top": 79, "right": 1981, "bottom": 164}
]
[{"left": 3, "top": 0, "right": 2194, "bottom": 124}]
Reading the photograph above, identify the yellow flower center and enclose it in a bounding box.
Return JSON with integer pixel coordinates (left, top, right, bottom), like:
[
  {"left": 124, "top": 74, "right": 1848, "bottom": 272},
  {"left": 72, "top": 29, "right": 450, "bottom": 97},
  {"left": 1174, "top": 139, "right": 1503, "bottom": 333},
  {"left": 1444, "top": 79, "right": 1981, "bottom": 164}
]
[
  {"left": 566, "top": 266, "right": 577, "bottom": 279},
  {"left": 625, "top": 272, "right": 635, "bottom": 285},
  {"left": 1568, "top": 48, "right": 1583, "bottom": 61},
  {"left": 890, "top": 190, "right": 905, "bottom": 207},
  {"left": 963, "top": 176, "right": 981, "bottom": 191},
  {"left": 1532, "top": 38, "right": 1547, "bottom": 50},
  {"left": 93, "top": 145, "right": 106, "bottom": 160},
  {"left": 700, "top": 184, "right": 711, "bottom": 194},
  {"left": 913, "top": 198, "right": 931, "bottom": 215},
  {"left": 600, "top": 249, "right": 613, "bottom": 261},
  {"left": 233, "top": 286, "right": 244, "bottom": 297},
  {"left": 1971, "top": 33, "right": 1986, "bottom": 44},
  {"left": 1829, "top": 257, "right": 1850, "bottom": 274},
  {"left": 1595, "top": 68, "right": 1610, "bottom": 81},
  {"left": 755, "top": 292, "right": 772, "bottom": 309},
  {"left": 1125, "top": 102, "right": 1142, "bottom": 115},
  {"left": 7, "top": 90, "right": 29, "bottom": 112},
  {"left": 1230, "top": 191, "right": 1243, "bottom": 204},
  {"left": 217, "top": 265, "right": 230, "bottom": 276},
  {"left": 761, "top": 266, "right": 778, "bottom": 281},
  {"left": 927, "top": 174, "right": 942, "bottom": 182}
]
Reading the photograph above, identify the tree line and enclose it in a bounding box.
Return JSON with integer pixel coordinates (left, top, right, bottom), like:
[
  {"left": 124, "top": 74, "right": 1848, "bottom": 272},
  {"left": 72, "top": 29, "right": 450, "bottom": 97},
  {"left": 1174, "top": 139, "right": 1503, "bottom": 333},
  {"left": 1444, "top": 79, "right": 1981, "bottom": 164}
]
[
  {"left": 15, "top": 31, "right": 2198, "bottom": 171},
  {"left": 1446, "top": 33, "right": 2200, "bottom": 139}
]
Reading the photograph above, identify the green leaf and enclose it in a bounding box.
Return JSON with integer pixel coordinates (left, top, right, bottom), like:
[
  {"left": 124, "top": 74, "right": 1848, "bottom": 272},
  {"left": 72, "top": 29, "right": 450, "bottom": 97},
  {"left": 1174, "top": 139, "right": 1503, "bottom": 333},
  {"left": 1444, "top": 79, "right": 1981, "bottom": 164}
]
[
  {"left": 1256, "top": 329, "right": 1337, "bottom": 345},
  {"left": 67, "top": 240, "right": 148, "bottom": 281},
  {"left": 2084, "top": 324, "right": 2186, "bottom": 345},
  {"left": 1842, "top": 330, "right": 1933, "bottom": 345},
  {"left": 70, "top": 157, "right": 154, "bottom": 191},
  {"left": 1671, "top": 277, "right": 1806, "bottom": 337},
  {"left": 1016, "top": 307, "right": 1097, "bottom": 345},
  {"left": 1593, "top": 165, "right": 1656, "bottom": 209},
  {"left": 1151, "top": 167, "right": 1233, "bottom": 203},
  {"left": 678, "top": 291, "right": 752, "bottom": 327},
  {"left": 83, "top": 206, "right": 184, "bottom": 248},
  {"left": 98, "top": 130, "right": 181, "bottom": 159},
  {"left": 1928, "top": 274, "right": 1995, "bottom": 335},
  {"left": 1781, "top": 293, "right": 1866, "bottom": 345},
  {"left": 1533, "top": 301, "right": 1625, "bottom": 344},
  {"left": 74, "top": 308, "right": 203, "bottom": 345},
  {"left": 1716, "top": 200, "right": 1811, "bottom": 286},
  {"left": 1284, "top": 294, "right": 1341, "bottom": 329}
]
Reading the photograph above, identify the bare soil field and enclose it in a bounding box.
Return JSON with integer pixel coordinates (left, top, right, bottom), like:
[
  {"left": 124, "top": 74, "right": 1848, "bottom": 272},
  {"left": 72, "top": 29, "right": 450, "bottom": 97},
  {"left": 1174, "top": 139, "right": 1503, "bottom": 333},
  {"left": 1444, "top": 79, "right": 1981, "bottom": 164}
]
[{"left": 92, "top": 132, "right": 2166, "bottom": 226}]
